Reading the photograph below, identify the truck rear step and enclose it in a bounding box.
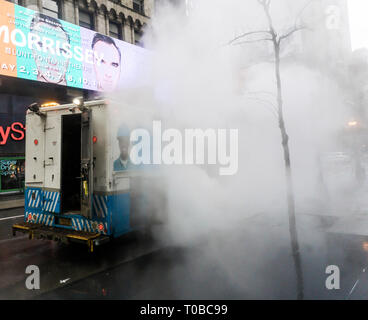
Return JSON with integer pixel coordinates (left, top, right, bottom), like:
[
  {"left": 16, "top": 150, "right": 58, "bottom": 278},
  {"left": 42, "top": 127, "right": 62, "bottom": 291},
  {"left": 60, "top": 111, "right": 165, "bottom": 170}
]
[{"left": 12, "top": 222, "right": 110, "bottom": 252}]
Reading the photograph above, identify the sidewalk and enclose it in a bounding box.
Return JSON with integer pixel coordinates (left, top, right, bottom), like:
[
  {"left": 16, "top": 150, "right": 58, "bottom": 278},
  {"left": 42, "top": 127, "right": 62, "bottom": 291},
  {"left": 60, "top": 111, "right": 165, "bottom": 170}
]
[{"left": 0, "top": 194, "right": 24, "bottom": 210}]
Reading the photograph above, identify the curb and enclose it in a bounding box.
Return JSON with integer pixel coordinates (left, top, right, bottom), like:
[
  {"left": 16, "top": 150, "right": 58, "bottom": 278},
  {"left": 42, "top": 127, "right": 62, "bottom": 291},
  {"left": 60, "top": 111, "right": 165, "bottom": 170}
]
[{"left": 0, "top": 199, "right": 25, "bottom": 210}]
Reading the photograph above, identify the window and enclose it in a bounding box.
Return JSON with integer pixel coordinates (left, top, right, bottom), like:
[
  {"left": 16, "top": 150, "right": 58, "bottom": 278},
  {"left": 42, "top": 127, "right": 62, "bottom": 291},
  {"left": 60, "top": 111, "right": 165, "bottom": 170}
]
[
  {"left": 6, "top": 0, "right": 23, "bottom": 4},
  {"left": 79, "top": 10, "right": 94, "bottom": 30},
  {"left": 9, "top": 0, "right": 25, "bottom": 5},
  {"left": 133, "top": 0, "right": 144, "bottom": 15},
  {"left": 42, "top": 0, "right": 60, "bottom": 19},
  {"left": 0, "top": 158, "right": 25, "bottom": 193},
  {"left": 109, "top": 22, "right": 121, "bottom": 40},
  {"left": 134, "top": 29, "right": 143, "bottom": 47}
]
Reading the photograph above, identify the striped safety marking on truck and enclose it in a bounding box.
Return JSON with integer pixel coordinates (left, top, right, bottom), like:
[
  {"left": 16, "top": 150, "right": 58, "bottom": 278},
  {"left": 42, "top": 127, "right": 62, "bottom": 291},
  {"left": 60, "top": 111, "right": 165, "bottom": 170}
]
[
  {"left": 26, "top": 212, "right": 54, "bottom": 226},
  {"left": 42, "top": 191, "right": 60, "bottom": 213},
  {"left": 27, "top": 189, "right": 42, "bottom": 209},
  {"left": 92, "top": 194, "right": 108, "bottom": 218},
  {"left": 71, "top": 217, "right": 108, "bottom": 235}
]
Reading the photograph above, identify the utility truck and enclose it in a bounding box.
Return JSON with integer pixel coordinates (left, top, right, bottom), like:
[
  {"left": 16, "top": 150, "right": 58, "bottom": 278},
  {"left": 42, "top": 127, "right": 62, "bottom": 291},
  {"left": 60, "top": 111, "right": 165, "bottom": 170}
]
[{"left": 12, "top": 99, "right": 166, "bottom": 252}]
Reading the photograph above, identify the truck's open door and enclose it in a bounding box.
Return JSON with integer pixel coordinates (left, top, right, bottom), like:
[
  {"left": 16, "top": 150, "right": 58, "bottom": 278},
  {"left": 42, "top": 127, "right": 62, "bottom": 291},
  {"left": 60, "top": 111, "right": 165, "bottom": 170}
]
[
  {"left": 80, "top": 109, "right": 93, "bottom": 219},
  {"left": 25, "top": 113, "right": 45, "bottom": 189}
]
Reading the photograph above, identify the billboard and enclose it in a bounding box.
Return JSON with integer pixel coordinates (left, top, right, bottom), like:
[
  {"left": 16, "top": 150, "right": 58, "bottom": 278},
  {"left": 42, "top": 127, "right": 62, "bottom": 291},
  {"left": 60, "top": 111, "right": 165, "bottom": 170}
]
[{"left": 0, "top": 0, "right": 150, "bottom": 92}]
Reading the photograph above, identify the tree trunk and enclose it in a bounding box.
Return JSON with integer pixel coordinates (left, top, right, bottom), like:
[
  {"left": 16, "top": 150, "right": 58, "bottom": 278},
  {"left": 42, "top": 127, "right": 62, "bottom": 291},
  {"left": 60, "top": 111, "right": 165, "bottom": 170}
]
[{"left": 274, "top": 41, "right": 304, "bottom": 300}]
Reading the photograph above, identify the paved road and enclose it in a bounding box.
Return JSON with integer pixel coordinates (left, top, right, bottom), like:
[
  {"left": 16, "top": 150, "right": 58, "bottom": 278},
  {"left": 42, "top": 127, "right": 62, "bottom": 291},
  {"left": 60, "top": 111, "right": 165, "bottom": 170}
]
[
  {"left": 0, "top": 228, "right": 166, "bottom": 299},
  {"left": 39, "top": 214, "right": 368, "bottom": 300},
  {"left": 0, "top": 207, "right": 25, "bottom": 241},
  {"left": 1, "top": 207, "right": 368, "bottom": 299}
]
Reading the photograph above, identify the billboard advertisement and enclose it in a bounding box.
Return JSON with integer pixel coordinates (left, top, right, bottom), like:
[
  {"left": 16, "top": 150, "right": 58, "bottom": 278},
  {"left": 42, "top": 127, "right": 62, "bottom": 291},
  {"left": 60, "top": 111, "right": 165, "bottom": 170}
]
[{"left": 0, "top": 0, "right": 149, "bottom": 92}]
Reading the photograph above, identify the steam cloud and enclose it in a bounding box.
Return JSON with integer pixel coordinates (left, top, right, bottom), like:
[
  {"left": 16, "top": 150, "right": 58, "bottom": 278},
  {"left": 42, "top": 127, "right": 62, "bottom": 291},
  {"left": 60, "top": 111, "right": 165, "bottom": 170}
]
[{"left": 108, "top": 0, "right": 355, "bottom": 298}]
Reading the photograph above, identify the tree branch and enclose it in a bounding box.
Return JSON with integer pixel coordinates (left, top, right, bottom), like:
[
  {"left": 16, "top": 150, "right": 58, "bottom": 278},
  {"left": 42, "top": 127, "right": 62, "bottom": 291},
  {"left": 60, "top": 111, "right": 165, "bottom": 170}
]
[
  {"left": 294, "top": 0, "right": 317, "bottom": 27},
  {"left": 279, "top": 25, "right": 308, "bottom": 42},
  {"left": 228, "top": 30, "right": 272, "bottom": 46},
  {"left": 232, "top": 38, "right": 273, "bottom": 45},
  {"left": 258, "top": 0, "right": 277, "bottom": 39}
]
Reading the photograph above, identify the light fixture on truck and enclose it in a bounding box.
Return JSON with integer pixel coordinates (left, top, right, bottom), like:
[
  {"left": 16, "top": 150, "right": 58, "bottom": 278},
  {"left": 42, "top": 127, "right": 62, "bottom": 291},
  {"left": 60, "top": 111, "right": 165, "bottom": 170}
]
[
  {"left": 27, "top": 103, "right": 46, "bottom": 118},
  {"left": 73, "top": 97, "right": 84, "bottom": 107},
  {"left": 73, "top": 96, "right": 88, "bottom": 111},
  {"left": 93, "top": 136, "right": 98, "bottom": 144},
  {"left": 28, "top": 102, "right": 40, "bottom": 113},
  {"left": 98, "top": 223, "right": 104, "bottom": 232},
  {"left": 41, "top": 102, "right": 59, "bottom": 108}
]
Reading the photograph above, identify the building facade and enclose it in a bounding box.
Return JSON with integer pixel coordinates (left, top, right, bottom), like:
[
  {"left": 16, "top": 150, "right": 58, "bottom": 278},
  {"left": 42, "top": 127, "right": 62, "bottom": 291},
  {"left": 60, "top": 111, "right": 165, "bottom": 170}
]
[{"left": 9, "top": 0, "right": 154, "bottom": 46}]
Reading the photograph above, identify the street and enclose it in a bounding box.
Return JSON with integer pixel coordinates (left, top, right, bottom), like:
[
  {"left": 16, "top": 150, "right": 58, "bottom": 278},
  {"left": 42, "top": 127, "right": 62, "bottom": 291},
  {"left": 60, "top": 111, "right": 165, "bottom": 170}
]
[
  {"left": 0, "top": 208, "right": 24, "bottom": 241},
  {"left": 0, "top": 0, "right": 368, "bottom": 304},
  {"left": 2, "top": 205, "right": 368, "bottom": 299}
]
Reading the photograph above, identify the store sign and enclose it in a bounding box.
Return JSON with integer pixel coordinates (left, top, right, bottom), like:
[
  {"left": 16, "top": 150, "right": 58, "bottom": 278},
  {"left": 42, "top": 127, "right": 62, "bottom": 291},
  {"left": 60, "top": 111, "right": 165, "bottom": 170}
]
[
  {"left": 0, "top": 159, "right": 18, "bottom": 175},
  {"left": 0, "top": 157, "right": 25, "bottom": 192},
  {"left": 0, "top": 122, "right": 25, "bottom": 145},
  {"left": 0, "top": 0, "right": 149, "bottom": 92}
]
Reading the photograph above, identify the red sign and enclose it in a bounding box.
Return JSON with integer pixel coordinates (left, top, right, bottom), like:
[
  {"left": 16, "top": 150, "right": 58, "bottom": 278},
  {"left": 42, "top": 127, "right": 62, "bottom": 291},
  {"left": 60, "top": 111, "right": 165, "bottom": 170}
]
[{"left": 0, "top": 122, "right": 25, "bottom": 145}]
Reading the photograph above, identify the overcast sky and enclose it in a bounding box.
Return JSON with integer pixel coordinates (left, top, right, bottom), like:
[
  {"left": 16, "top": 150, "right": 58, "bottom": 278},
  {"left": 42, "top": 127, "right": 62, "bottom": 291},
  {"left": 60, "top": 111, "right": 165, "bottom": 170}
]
[{"left": 348, "top": 0, "right": 368, "bottom": 50}]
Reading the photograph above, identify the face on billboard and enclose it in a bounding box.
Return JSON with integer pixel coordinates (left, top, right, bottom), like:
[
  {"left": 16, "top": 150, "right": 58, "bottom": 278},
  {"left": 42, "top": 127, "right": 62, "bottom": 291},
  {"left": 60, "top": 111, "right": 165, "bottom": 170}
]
[
  {"left": 93, "top": 40, "right": 121, "bottom": 92},
  {"left": 30, "top": 20, "right": 70, "bottom": 85}
]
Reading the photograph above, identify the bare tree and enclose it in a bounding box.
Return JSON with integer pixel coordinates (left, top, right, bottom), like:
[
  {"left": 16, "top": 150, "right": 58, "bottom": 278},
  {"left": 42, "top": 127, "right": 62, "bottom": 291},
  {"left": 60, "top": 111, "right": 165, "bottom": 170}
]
[{"left": 230, "top": 0, "right": 310, "bottom": 299}]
